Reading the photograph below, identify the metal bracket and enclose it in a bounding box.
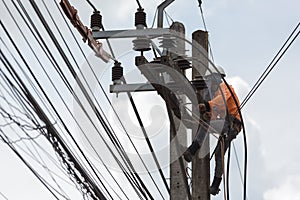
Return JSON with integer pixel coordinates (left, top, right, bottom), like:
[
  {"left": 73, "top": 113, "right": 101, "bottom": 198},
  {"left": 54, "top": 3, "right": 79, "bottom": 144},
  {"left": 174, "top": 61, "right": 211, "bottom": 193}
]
[
  {"left": 110, "top": 83, "right": 155, "bottom": 93},
  {"left": 92, "top": 28, "right": 172, "bottom": 39}
]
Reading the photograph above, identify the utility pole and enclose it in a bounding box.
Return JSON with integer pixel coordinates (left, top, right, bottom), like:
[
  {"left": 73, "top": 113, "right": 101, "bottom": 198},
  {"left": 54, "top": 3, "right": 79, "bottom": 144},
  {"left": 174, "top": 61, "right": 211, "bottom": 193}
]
[
  {"left": 169, "top": 21, "right": 189, "bottom": 200},
  {"left": 192, "top": 30, "right": 210, "bottom": 200}
]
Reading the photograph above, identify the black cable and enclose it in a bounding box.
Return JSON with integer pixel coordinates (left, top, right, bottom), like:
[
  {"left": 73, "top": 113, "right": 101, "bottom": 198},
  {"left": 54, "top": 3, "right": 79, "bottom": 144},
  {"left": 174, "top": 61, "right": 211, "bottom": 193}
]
[
  {"left": 233, "top": 142, "right": 246, "bottom": 197},
  {"left": 28, "top": 1, "right": 154, "bottom": 198},
  {"left": 1, "top": 27, "right": 89, "bottom": 198},
  {"left": 0, "top": 122, "right": 60, "bottom": 200},
  {"left": 0, "top": 115, "right": 71, "bottom": 199},
  {"left": 1, "top": 14, "right": 108, "bottom": 198},
  {"left": 3, "top": 2, "right": 138, "bottom": 198},
  {"left": 197, "top": 0, "right": 215, "bottom": 63},
  {"left": 135, "top": 0, "right": 143, "bottom": 10},
  {"left": 226, "top": 143, "right": 231, "bottom": 200},
  {"left": 240, "top": 22, "right": 300, "bottom": 110},
  {"left": 86, "top": 0, "right": 97, "bottom": 12},
  {"left": 1, "top": 47, "right": 108, "bottom": 199},
  {"left": 123, "top": 79, "right": 170, "bottom": 196},
  {"left": 52, "top": 2, "right": 139, "bottom": 199},
  {"left": 0, "top": 45, "right": 106, "bottom": 200},
  {"left": 48, "top": 0, "right": 165, "bottom": 198},
  {"left": 1, "top": 16, "right": 113, "bottom": 198}
]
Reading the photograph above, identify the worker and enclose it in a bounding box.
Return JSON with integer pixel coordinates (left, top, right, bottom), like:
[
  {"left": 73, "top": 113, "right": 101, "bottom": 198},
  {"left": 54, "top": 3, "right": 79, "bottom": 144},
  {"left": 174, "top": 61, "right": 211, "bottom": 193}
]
[{"left": 183, "top": 65, "right": 242, "bottom": 195}]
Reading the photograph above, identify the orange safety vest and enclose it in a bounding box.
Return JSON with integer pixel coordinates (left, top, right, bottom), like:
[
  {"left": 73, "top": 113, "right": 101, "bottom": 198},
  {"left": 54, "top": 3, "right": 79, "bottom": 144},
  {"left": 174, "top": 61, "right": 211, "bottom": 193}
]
[{"left": 208, "top": 82, "right": 241, "bottom": 121}]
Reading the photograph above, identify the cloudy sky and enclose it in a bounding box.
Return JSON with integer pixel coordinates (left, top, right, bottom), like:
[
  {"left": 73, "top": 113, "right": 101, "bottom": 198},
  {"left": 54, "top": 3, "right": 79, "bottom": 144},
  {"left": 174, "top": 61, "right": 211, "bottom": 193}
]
[{"left": 1, "top": 0, "right": 300, "bottom": 199}]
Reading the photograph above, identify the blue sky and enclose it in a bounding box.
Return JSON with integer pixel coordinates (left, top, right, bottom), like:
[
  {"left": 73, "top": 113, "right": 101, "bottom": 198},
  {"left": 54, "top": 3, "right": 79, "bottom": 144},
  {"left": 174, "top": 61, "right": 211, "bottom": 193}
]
[{"left": 1, "top": 0, "right": 300, "bottom": 199}]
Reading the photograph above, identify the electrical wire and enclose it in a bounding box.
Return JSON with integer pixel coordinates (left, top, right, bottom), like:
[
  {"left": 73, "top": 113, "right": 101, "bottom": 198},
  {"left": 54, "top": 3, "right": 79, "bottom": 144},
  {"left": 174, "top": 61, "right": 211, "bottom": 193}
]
[
  {"left": 1, "top": 16, "right": 110, "bottom": 197},
  {"left": 86, "top": 0, "right": 97, "bottom": 12},
  {"left": 0, "top": 8, "right": 127, "bottom": 200},
  {"left": 24, "top": 1, "right": 155, "bottom": 198},
  {"left": 240, "top": 22, "right": 300, "bottom": 110},
  {"left": 0, "top": 47, "right": 104, "bottom": 199},
  {"left": 197, "top": 0, "right": 215, "bottom": 63},
  {"left": 0, "top": 130, "right": 60, "bottom": 200},
  {"left": 135, "top": 0, "right": 143, "bottom": 10},
  {"left": 52, "top": 1, "right": 144, "bottom": 198},
  {"left": 233, "top": 142, "right": 248, "bottom": 200},
  {"left": 1, "top": 0, "right": 162, "bottom": 198},
  {"left": 61, "top": 0, "right": 169, "bottom": 197}
]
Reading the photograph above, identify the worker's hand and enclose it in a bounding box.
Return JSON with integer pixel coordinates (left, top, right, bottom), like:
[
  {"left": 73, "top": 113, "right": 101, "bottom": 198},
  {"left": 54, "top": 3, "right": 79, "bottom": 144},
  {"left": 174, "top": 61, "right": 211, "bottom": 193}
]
[{"left": 202, "top": 111, "right": 211, "bottom": 121}]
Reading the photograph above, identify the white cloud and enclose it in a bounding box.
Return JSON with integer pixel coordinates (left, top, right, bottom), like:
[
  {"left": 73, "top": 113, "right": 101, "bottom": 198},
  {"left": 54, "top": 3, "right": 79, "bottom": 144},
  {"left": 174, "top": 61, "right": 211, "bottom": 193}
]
[
  {"left": 264, "top": 175, "right": 300, "bottom": 200},
  {"left": 227, "top": 76, "right": 250, "bottom": 100}
]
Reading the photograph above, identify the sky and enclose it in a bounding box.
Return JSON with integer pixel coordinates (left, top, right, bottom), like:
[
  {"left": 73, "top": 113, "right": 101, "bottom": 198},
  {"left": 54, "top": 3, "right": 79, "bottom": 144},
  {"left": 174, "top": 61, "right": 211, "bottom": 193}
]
[{"left": 1, "top": 0, "right": 300, "bottom": 200}]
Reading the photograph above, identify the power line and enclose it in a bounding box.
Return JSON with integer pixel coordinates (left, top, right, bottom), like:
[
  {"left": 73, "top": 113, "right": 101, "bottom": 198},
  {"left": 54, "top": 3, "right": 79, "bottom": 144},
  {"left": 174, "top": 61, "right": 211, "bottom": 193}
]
[
  {"left": 1, "top": 1, "right": 130, "bottom": 197},
  {"left": 0, "top": 131, "right": 60, "bottom": 200},
  {"left": 25, "top": 1, "right": 154, "bottom": 198},
  {"left": 197, "top": 0, "right": 215, "bottom": 63},
  {"left": 86, "top": 0, "right": 97, "bottom": 12},
  {"left": 135, "top": 0, "right": 143, "bottom": 10},
  {"left": 58, "top": 0, "right": 169, "bottom": 197},
  {"left": 240, "top": 22, "right": 300, "bottom": 110}
]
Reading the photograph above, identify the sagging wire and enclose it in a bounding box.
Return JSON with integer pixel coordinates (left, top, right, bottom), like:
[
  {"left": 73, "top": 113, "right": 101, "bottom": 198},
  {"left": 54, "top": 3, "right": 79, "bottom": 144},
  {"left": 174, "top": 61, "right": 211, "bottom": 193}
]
[
  {"left": 1, "top": 46, "right": 105, "bottom": 199},
  {"left": 1, "top": 14, "right": 114, "bottom": 199},
  {"left": 1, "top": 108, "right": 79, "bottom": 189},
  {"left": 1, "top": 12, "right": 109, "bottom": 199},
  {"left": 232, "top": 142, "right": 248, "bottom": 200},
  {"left": 0, "top": 130, "right": 61, "bottom": 200},
  {"left": 1, "top": 52, "right": 96, "bottom": 198}
]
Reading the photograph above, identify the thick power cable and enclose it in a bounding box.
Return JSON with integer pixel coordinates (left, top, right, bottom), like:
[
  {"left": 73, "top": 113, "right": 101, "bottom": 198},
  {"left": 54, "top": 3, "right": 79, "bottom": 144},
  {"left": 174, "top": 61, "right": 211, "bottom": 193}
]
[{"left": 123, "top": 78, "right": 170, "bottom": 195}]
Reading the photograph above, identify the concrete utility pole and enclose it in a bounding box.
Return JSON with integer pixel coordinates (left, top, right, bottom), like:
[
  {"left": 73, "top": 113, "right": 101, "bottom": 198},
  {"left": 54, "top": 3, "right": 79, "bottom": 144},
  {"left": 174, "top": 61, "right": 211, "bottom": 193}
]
[
  {"left": 169, "top": 21, "right": 189, "bottom": 200},
  {"left": 192, "top": 30, "right": 210, "bottom": 200}
]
